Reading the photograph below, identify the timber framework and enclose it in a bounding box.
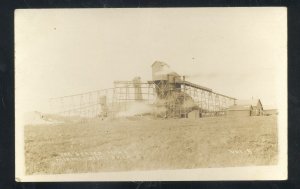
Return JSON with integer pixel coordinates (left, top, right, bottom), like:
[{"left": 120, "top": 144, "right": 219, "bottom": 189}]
[{"left": 49, "top": 61, "right": 236, "bottom": 119}]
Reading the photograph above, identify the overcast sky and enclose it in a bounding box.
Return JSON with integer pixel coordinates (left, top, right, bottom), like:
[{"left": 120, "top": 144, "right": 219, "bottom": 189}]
[{"left": 15, "top": 8, "right": 287, "bottom": 113}]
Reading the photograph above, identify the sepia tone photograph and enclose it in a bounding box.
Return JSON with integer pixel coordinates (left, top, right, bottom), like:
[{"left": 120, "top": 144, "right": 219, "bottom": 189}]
[{"left": 15, "top": 8, "right": 287, "bottom": 181}]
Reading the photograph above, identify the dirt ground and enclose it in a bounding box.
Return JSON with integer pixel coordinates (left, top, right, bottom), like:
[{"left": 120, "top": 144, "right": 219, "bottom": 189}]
[{"left": 24, "top": 115, "right": 278, "bottom": 175}]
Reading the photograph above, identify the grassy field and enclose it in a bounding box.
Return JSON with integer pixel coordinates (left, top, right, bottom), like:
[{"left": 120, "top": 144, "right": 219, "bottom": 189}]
[{"left": 25, "top": 115, "right": 278, "bottom": 175}]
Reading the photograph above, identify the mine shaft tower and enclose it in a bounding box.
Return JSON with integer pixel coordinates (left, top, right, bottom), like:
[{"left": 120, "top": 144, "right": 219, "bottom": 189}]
[
  {"left": 148, "top": 61, "right": 236, "bottom": 118},
  {"left": 49, "top": 61, "right": 236, "bottom": 118}
]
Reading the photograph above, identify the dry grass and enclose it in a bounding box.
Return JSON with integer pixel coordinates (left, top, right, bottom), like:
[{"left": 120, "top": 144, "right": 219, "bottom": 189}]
[{"left": 25, "top": 115, "right": 278, "bottom": 175}]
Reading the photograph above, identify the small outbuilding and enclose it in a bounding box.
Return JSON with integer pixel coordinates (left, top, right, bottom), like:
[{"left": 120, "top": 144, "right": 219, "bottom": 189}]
[
  {"left": 226, "top": 105, "right": 252, "bottom": 117},
  {"left": 227, "top": 99, "right": 263, "bottom": 116},
  {"left": 188, "top": 110, "right": 200, "bottom": 119}
]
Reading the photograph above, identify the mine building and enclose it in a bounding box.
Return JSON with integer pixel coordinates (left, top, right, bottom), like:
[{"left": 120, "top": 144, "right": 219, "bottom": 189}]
[
  {"left": 50, "top": 61, "right": 237, "bottom": 119},
  {"left": 227, "top": 99, "right": 263, "bottom": 116}
]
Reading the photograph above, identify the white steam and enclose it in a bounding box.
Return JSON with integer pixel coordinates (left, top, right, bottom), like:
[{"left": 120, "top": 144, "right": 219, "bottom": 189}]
[{"left": 117, "top": 102, "right": 153, "bottom": 117}]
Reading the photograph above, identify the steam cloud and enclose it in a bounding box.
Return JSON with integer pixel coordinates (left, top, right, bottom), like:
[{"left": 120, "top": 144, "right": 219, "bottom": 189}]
[{"left": 117, "top": 102, "right": 153, "bottom": 117}]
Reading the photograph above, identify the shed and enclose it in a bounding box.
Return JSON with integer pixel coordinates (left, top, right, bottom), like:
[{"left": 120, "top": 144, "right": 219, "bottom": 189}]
[
  {"left": 226, "top": 105, "right": 252, "bottom": 117},
  {"left": 188, "top": 110, "right": 200, "bottom": 119},
  {"left": 227, "top": 99, "right": 263, "bottom": 116},
  {"left": 235, "top": 99, "right": 263, "bottom": 116}
]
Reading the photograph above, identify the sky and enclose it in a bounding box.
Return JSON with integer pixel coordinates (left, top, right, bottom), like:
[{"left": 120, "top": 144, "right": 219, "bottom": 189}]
[{"left": 15, "top": 8, "right": 287, "bottom": 113}]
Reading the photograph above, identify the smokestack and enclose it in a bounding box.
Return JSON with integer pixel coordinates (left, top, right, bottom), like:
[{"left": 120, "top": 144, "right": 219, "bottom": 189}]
[
  {"left": 99, "top": 95, "right": 108, "bottom": 117},
  {"left": 133, "top": 77, "right": 142, "bottom": 100}
]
